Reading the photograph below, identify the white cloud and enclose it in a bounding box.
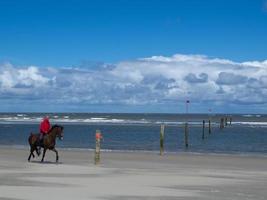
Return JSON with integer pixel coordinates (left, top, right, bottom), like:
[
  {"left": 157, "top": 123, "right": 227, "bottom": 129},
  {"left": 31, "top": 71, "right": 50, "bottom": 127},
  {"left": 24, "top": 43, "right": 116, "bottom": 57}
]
[{"left": 0, "top": 54, "right": 267, "bottom": 112}]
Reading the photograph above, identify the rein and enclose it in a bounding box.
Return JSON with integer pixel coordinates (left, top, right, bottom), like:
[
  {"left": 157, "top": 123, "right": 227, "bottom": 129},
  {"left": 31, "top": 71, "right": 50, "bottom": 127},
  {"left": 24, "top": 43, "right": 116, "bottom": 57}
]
[{"left": 45, "top": 125, "right": 63, "bottom": 143}]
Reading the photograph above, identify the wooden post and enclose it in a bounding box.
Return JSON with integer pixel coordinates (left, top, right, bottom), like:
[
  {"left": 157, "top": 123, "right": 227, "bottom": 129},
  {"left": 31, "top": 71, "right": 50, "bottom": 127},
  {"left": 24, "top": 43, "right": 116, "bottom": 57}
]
[
  {"left": 208, "top": 119, "right": 211, "bottom": 134},
  {"left": 160, "top": 124, "right": 165, "bottom": 156},
  {"left": 94, "top": 130, "right": 101, "bottom": 165},
  {"left": 225, "top": 117, "right": 228, "bottom": 126},
  {"left": 184, "top": 122, "right": 189, "bottom": 148},
  {"left": 202, "top": 120, "right": 205, "bottom": 139},
  {"left": 220, "top": 118, "right": 224, "bottom": 129},
  {"left": 230, "top": 117, "right": 232, "bottom": 125}
]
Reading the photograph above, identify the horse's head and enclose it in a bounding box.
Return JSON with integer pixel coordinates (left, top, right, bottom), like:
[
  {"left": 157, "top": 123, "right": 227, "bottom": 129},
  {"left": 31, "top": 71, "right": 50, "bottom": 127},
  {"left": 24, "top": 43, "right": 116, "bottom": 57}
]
[{"left": 52, "top": 125, "right": 64, "bottom": 140}]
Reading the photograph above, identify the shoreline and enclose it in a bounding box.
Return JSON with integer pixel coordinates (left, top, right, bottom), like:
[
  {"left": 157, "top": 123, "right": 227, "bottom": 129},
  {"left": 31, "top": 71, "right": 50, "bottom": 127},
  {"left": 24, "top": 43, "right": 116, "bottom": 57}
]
[
  {"left": 1, "top": 144, "right": 267, "bottom": 158},
  {"left": 1, "top": 120, "right": 267, "bottom": 126}
]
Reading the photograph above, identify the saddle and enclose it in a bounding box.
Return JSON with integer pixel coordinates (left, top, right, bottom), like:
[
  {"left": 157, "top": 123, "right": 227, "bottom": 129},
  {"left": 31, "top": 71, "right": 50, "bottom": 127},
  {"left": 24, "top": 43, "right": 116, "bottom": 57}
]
[{"left": 37, "top": 134, "right": 45, "bottom": 147}]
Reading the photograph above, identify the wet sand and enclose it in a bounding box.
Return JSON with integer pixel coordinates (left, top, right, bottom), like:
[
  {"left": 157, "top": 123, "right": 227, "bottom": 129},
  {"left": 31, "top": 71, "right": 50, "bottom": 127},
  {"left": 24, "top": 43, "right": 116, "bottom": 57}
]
[{"left": 0, "top": 147, "right": 266, "bottom": 200}]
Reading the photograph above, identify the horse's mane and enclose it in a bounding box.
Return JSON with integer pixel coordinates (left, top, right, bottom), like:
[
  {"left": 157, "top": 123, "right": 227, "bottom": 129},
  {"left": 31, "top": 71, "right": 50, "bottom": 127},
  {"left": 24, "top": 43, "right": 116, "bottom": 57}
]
[
  {"left": 52, "top": 124, "right": 64, "bottom": 129},
  {"left": 49, "top": 124, "right": 64, "bottom": 133}
]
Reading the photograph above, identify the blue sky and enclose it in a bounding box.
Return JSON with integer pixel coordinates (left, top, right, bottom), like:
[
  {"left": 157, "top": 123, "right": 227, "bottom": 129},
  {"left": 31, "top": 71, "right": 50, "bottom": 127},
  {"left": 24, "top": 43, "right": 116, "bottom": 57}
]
[
  {"left": 1, "top": 0, "right": 267, "bottom": 66},
  {"left": 0, "top": 0, "right": 267, "bottom": 113}
]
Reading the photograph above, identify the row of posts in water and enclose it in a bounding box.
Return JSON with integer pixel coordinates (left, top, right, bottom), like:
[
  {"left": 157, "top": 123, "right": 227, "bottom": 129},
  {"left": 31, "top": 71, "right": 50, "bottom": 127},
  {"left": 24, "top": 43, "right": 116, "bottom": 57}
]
[
  {"left": 160, "top": 116, "right": 232, "bottom": 156},
  {"left": 95, "top": 116, "right": 233, "bottom": 164}
]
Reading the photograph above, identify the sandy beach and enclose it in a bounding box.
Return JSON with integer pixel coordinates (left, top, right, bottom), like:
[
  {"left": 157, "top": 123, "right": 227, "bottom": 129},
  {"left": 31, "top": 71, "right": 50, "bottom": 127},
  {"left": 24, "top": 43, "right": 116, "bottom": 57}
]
[{"left": 0, "top": 147, "right": 266, "bottom": 200}]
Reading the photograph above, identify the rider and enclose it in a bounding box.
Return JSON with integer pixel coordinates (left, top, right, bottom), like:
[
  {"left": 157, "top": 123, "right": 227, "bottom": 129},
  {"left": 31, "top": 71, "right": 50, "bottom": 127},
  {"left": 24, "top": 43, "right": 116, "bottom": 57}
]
[{"left": 39, "top": 116, "right": 51, "bottom": 141}]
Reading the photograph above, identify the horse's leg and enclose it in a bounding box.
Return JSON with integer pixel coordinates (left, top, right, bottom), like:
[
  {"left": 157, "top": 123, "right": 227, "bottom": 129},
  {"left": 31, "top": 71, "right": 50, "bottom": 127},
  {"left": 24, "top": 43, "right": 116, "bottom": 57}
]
[
  {"left": 28, "top": 151, "right": 31, "bottom": 162},
  {"left": 41, "top": 148, "right": 47, "bottom": 162},
  {"left": 28, "top": 147, "right": 34, "bottom": 162},
  {"left": 31, "top": 145, "right": 37, "bottom": 158},
  {"left": 35, "top": 145, "right": 40, "bottom": 156},
  {"left": 51, "top": 148, "right": 59, "bottom": 162}
]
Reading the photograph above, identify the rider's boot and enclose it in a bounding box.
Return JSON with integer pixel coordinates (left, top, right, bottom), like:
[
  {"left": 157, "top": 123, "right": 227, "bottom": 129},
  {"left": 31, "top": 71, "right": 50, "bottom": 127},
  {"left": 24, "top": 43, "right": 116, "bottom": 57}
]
[{"left": 37, "top": 134, "right": 43, "bottom": 156}]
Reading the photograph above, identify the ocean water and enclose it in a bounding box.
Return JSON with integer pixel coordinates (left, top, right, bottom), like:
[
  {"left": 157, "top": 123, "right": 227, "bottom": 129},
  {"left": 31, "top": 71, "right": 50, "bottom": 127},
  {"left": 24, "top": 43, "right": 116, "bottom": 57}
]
[{"left": 0, "top": 113, "right": 267, "bottom": 155}]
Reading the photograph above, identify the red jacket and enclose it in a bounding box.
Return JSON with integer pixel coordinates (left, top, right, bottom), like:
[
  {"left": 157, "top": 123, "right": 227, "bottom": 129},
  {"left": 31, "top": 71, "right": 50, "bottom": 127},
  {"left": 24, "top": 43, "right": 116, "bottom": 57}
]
[{"left": 40, "top": 118, "right": 51, "bottom": 135}]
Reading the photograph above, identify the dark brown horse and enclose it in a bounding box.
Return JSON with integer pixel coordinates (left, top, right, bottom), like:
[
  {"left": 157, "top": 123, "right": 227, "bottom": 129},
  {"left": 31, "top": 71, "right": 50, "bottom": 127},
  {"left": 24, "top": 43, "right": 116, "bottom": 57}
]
[{"left": 28, "top": 125, "right": 64, "bottom": 162}]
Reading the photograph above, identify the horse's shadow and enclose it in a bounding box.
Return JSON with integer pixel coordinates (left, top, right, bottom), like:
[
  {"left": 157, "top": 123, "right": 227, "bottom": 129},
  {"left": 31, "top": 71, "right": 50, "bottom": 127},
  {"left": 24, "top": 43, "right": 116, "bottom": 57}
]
[{"left": 30, "top": 160, "right": 63, "bottom": 165}]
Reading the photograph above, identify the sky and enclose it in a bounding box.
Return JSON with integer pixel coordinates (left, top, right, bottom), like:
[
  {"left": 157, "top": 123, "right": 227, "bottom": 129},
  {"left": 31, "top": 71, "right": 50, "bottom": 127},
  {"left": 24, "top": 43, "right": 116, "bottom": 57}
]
[{"left": 0, "top": 0, "right": 267, "bottom": 113}]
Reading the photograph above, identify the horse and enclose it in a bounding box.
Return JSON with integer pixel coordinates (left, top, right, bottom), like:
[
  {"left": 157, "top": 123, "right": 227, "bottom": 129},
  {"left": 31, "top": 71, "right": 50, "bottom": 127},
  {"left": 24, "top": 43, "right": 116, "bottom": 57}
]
[{"left": 28, "top": 125, "right": 64, "bottom": 162}]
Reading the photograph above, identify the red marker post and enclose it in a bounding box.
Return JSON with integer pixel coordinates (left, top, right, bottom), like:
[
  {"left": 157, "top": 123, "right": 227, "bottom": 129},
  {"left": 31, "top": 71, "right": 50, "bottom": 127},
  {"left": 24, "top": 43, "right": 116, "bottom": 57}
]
[
  {"left": 95, "top": 132, "right": 102, "bottom": 140},
  {"left": 95, "top": 130, "right": 103, "bottom": 165}
]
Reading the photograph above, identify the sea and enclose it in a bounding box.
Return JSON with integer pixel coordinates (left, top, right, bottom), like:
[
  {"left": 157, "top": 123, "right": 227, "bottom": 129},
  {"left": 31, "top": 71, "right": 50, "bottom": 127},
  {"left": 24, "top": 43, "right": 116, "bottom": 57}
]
[{"left": 0, "top": 113, "right": 267, "bottom": 155}]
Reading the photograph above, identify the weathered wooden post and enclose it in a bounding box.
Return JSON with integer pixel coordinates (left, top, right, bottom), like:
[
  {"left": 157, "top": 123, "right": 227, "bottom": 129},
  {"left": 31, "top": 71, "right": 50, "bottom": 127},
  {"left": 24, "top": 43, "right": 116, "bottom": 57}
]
[
  {"left": 184, "top": 122, "right": 189, "bottom": 147},
  {"left": 202, "top": 120, "right": 205, "bottom": 139},
  {"left": 230, "top": 117, "right": 232, "bottom": 125},
  {"left": 220, "top": 118, "right": 225, "bottom": 129},
  {"left": 225, "top": 117, "right": 228, "bottom": 126},
  {"left": 208, "top": 108, "right": 212, "bottom": 134},
  {"left": 160, "top": 124, "right": 165, "bottom": 155},
  {"left": 94, "top": 130, "right": 102, "bottom": 165},
  {"left": 208, "top": 119, "right": 211, "bottom": 134}
]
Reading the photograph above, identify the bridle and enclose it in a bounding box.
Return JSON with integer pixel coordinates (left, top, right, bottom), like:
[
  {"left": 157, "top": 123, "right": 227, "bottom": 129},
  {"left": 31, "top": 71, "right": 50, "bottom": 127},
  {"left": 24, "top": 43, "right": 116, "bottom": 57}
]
[{"left": 56, "top": 126, "right": 64, "bottom": 140}]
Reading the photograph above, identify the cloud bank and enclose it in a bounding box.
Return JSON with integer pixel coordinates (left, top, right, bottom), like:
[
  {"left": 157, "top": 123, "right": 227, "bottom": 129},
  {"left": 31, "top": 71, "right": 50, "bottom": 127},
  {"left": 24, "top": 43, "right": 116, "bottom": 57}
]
[{"left": 0, "top": 54, "right": 267, "bottom": 112}]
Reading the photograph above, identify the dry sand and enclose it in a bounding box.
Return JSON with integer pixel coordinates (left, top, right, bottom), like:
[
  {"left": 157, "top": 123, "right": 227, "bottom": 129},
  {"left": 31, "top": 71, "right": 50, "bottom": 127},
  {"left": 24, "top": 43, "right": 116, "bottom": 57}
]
[{"left": 0, "top": 147, "right": 266, "bottom": 200}]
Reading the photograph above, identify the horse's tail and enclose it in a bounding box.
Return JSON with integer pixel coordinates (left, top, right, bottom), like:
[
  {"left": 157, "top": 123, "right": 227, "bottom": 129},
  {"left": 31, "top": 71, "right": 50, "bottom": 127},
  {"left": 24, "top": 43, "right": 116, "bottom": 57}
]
[{"left": 28, "top": 133, "right": 32, "bottom": 144}]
